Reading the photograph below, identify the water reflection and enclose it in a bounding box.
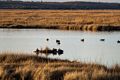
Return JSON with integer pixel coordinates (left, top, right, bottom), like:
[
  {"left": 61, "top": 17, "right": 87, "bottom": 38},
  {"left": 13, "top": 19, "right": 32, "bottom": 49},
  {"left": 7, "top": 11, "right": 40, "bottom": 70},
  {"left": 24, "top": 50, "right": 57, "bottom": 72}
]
[{"left": 0, "top": 29, "right": 120, "bottom": 66}]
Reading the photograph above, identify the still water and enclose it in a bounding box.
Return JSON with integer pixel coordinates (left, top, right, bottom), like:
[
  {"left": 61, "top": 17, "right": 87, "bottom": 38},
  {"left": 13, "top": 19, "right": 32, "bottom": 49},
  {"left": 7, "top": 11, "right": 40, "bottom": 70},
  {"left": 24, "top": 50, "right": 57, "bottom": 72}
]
[{"left": 0, "top": 29, "right": 120, "bottom": 66}]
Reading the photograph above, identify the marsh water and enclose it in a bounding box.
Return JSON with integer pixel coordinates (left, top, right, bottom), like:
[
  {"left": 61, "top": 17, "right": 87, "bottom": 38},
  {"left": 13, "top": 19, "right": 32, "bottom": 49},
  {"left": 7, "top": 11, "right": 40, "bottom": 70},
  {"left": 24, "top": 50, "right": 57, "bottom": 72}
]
[{"left": 0, "top": 29, "right": 120, "bottom": 66}]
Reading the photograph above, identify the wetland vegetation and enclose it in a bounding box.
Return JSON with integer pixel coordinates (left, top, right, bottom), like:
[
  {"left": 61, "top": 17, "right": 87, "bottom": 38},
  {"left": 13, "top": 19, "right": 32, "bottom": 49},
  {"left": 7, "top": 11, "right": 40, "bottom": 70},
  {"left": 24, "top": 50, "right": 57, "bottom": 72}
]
[
  {"left": 0, "top": 10, "right": 120, "bottom": 31},
  {"left": 0, "top": 9, "right": 120, "bottom": 80},
  {"left": 0, "top": 53, "right": 119, "bottom": 80}
]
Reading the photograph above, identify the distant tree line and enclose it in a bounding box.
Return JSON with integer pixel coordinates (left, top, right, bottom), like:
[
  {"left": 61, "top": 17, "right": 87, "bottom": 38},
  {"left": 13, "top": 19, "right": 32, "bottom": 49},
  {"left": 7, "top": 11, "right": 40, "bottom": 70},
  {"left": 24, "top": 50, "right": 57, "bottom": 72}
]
[{"left": 0, "top": 1, "right": 120, "bottom": 9}]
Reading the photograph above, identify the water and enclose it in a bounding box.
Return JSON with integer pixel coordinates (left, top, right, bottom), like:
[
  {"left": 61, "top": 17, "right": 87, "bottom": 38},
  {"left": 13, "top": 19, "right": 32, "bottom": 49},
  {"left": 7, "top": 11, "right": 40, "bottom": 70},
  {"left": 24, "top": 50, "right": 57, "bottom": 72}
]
[{"left": 0, "top": 29, "right": 120, "bottom": 66}]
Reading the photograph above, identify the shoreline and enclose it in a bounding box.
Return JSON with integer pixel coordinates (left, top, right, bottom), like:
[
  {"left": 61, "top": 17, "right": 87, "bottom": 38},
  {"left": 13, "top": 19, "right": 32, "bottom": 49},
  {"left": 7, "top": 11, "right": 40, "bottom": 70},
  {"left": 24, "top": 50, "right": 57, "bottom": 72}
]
[
  {"left": 0, "top": 53, "right": 119, "bottom": 80},
  {"left": 0, "top": 24, "right": 120, "bottom": 31}
]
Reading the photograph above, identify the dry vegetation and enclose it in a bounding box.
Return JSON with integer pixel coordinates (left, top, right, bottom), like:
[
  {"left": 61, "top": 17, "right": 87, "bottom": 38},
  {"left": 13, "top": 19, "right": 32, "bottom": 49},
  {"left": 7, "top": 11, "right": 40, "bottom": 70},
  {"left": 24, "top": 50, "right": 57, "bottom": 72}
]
[
  {"left": 0, "top": 10, "right": 120, "bottom": 31},
  {"left": 0, "top": 53, "right": 119, "bottom": 80}
]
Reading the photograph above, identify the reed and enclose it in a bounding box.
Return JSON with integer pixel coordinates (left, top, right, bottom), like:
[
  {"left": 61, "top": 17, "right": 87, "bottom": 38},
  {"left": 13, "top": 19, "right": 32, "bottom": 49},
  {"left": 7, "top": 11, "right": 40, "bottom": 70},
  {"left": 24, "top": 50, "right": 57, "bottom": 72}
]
[
  {"left": 0, "top": 53, "right": 119, "bottom": 80},
  {"left": 0, "top": 10, "right": 120, "bottom": 31}
]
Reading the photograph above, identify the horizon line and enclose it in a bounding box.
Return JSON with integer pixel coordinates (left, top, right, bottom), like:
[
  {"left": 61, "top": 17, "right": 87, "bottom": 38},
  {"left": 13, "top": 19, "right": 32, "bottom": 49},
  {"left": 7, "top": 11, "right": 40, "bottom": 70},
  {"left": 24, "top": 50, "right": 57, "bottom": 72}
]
[{"left": 1, "top": 0, "right": 120, "bottom": 4}]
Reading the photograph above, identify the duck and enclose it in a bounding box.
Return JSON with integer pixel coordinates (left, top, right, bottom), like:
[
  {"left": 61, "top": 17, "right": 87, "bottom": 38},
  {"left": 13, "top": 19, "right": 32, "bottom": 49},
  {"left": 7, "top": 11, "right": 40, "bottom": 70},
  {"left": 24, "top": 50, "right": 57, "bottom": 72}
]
[
  {"left": 81, "top": 39, "right": 84, "bottom": 42},
  {"left": 57, "top": 48, "right": 64, "bottom": 55},
  {"left": 56, "top": 40, "right": 61, "bottom": 45},
  {"left": 100, "top": 39, "right": 105, "bottom": 41},
  {"left": 46, "top": 38, "right": 49, "bottom": 41},
  {"left": 56, "top": 40, "right": 60, "bottom": 43},
  {"left": 117, "top": 40, "right": 120, "bottom": 43}
]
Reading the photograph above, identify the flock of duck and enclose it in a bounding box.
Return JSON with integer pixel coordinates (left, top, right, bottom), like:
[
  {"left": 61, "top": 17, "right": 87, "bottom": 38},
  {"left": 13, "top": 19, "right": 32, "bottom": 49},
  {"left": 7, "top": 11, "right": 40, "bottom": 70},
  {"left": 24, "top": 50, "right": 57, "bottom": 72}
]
[
  {"left": 34, "top": 38, "right": 63, "bottom": 57},
  {"left": 34, "top": 38, "right": 120, "bottom": 57},
  {"left": 80, "top": 38, "right": 120, "bottom": 43}
]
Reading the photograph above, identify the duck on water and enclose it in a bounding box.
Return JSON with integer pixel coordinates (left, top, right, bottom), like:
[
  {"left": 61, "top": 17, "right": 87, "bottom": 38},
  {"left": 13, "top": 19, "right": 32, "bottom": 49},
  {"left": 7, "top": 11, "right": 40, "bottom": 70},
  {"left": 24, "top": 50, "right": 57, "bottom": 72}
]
[
  {"left": 117, "top": 40, "right": 120, "bottom": 43},
  {"left": 34, "top": 47, "right": 64, "bottom": 57}
]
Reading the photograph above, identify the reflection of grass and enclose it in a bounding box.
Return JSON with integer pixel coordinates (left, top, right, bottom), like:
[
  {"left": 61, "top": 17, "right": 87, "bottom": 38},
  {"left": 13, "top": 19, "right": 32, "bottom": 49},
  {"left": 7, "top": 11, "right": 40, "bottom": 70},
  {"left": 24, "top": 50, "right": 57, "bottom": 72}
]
[
  {"left": 0, "top": 53, "right": 119, "bottom": 80},
  {"left": 0, "top": 10, "right": 120, "bottom": 31}
]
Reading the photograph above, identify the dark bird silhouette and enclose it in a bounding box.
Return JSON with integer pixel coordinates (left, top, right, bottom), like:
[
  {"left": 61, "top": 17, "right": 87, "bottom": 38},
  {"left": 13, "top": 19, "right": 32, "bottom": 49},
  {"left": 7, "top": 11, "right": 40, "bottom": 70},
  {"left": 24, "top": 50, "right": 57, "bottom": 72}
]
[
  {"left": 58, "top": 48, "right": 64, "bottom": 55},
  {"left": 34, "top": 47, "right": 64, "bottom": 57},
  {"left": 34, "top": 48, "right": 40, "bottom": 56},
  {"left": 117, "top": 40, "right": 120, "bottom": 43},
  {"left": 34, "top": 47, "right": 58, "bottom": 57},
  {"left": 81, "top": 39, "right": 84, "bottom": 42},
  {"left": 56, "top": 40, "right": 60, "bottom": 43},
  {"left": 46, "top": 38, "right": 49, "bottom": 41},
  {"left": 52, "top": 48, "right": 57, "bottom": 55},
  {"left": 56, "top": 40, "right": 61, "bottom": 45},
  {"left": 57, "top": 42, "right": 61, "bottom": 45},
  {"left": 100, "top": 39, "right": 105, "bottom": 41}
]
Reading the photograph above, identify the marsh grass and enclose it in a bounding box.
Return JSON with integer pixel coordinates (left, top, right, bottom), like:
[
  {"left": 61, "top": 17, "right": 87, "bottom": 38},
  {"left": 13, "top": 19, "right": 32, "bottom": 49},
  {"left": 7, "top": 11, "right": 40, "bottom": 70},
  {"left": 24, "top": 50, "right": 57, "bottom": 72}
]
[
  {"left": 0, "top": 10, "right": 120, "bottom": 31},
  {"left": 0, "top": 53, "right": 119, "bottom": 80}
]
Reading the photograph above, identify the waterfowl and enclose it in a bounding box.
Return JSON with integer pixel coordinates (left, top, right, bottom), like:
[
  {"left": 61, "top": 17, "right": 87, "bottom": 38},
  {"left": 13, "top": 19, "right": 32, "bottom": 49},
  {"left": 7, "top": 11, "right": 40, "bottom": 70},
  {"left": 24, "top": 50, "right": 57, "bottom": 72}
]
[
  {"left": 34, "top": 47, "right": 64, "bottom": 57},
  {"left": 52, "top": 48, "right": 57, "bottom": 55},
  {"left": 34, "top": 48, "right": 40, "bottom": 56},
  {"left": 100, "top": 39, "right": 105, "bottom": 41},
  {"left": 35, "top": 47, "right": 58, "bottom": 56},
  {"left": 56, "top": 40, "right": 60, "bottom": 43},
  {"left": 117, "top": 40, "right": 120, "bottom": 43},
  {"left": 46, "top": 38, "right": 49, "bottom": 41},
  {"left": 56, "top": 40, "right": 61, "bottom": 45},
  {"left": 81, "top": 39, "right": 84, "bottom": 42},
  {"left": 57, "top": 42, "right": 61, "bottom": 45},
  {"left": 58, "top": 48, "right": 64, "bottom": 55}
]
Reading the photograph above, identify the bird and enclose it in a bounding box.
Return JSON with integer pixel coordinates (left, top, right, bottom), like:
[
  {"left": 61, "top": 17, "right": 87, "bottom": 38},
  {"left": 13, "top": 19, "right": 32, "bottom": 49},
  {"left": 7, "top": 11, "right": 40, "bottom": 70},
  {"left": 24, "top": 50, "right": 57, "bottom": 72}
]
[
  {"left": 56, "top": 40, "right": 60, "bottom": 43},
  {"left": 57, "top": 42, "right": 61, "bottom": 45},
  {"left": 46, "top": 38, "right": 49, "bottom": 41},
  {"left": 34, "top": 48, "right": 40, "bottom": 56},
  {"left": 56, "top": 40, "right": 61, "bottom": 45},
  {"left": 117, "top": 40, "right": 120, "bottom": 43},
  {"left": 57, "top": 48, "right": 64, "bottom": 55},
  {"left": 100, "top": 39, "right": 105, "bottom": 41},
  {"left": 81, "top": 39, "right": 84, "bottom": 42},
  {"left": 52, "top": 48, "right": 57, "bottom": 55}
]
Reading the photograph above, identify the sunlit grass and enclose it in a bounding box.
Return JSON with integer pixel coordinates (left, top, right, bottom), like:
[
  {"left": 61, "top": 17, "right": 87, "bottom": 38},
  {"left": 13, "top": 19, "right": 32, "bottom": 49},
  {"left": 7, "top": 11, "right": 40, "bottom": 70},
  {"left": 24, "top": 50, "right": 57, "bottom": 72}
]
[
  {"left": 0, "top": 10, "right": 120, "bottom": 31},
  {"left": 0, "top": 53, "right": 119, "bottom": 80}
]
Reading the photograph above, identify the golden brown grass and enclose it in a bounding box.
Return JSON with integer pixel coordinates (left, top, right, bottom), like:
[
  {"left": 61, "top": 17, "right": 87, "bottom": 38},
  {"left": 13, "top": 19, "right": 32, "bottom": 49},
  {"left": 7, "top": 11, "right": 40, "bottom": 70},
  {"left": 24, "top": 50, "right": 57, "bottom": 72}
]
[
  {"left": 0, "top": 53, "right": 119, "bottom": 80},
  {"left": 0, "top": 10, "right": 120, "bottom": 31}
]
